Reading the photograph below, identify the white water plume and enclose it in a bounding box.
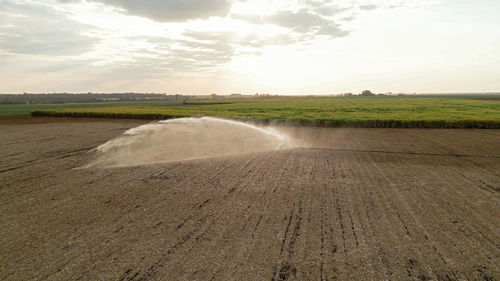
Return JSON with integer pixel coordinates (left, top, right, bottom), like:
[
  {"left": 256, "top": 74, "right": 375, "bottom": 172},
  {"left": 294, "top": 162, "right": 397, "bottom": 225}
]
[{"left": 86, "top": 117, "right": 292, "bottom": 168}]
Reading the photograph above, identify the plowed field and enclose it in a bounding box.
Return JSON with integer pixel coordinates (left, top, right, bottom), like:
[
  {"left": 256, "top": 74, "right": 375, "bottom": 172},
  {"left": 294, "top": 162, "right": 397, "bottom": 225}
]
[{"left": 1, "top": 118, "right": 499, "bottom": 280}]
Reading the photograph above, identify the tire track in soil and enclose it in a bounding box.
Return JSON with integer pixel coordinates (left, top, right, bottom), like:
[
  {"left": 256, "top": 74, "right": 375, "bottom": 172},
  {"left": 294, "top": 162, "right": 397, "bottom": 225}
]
[
  {"left": 239, "top": 151, "right": 303, "bottom": 279},
  {"left": 319, "top": 198, "right": 327, "bottom": 281},
  {"left": 436, "top": 163, "right": 500, "bottom": 252},
  {"left": 399, "top": 155, "right": 500, "bottom": 280},
  {"left": 269, "top": 151, "right": 318, "bottom": 281},
  {"left": 215, "top": 151, "right": 297, "bottom": 280},
  {"left": 281, "top": 151, "right": 318, "bottom": 281},
  {"left": 377, "top": 152, "right": 484, "bottom": 280},
  {"left": 346, "top": 152, "right": 398, "bottom": 280},
  {"left": 320, "top": 152, "right": 348, "bottom": 281},
  {"left": 346, "top": 128, "right": 413, "bottom": 279},
  {"left": 418, "top": 156, "right": 500, "bottom": 263},
  {"left": 127, "top": 217, "right": 214, "bottom": 281},
  {"left": 271, "top": 200, "right": 303, "bottom": 281},
  {"left": 328, "top": 132, "right": 369, "bottom": 279},
  {"left": 366, "top": 152, "right": 455, "bottom": 280},
  {"left": 198, "top": 151, "right": 288, "bottom": 280},
  {"left": 375, "top": 149, "right": 472, "bottom": 279}
]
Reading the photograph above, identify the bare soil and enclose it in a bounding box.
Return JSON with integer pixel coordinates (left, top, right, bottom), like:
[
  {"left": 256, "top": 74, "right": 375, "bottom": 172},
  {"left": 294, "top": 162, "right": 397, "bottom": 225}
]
[{"left": 0, "top": 117, "right": 499, "bottom": 281}]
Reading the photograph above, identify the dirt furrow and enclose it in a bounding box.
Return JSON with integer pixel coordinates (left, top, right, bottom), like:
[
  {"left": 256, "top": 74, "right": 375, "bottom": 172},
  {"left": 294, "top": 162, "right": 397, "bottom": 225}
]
[{"left": 1, "top": 119, "right": 499, "bottom": 281}]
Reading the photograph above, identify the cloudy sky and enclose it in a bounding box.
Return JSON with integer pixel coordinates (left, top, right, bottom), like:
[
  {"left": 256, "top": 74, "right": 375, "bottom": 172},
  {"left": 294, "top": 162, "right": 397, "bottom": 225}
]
[{"left": 0, "top": 0, "right": 499, "bottom": 94}]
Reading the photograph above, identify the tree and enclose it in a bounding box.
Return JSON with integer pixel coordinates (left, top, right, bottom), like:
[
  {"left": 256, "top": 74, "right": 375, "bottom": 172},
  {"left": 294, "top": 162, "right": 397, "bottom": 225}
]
[{"left": 360, "top": 90, "right": 375, "bottom": 96}]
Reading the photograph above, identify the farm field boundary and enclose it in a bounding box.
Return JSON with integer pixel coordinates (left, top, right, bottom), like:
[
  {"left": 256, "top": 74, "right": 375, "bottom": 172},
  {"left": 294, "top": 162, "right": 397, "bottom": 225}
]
[{"left": 30, "top": 96, "right": 500, "bottom": 128}]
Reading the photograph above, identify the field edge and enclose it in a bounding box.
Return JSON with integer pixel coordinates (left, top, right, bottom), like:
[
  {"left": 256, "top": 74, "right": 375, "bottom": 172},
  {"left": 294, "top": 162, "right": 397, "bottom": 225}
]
[{"left": 31, "top": 110, "right": 500, "bottom": 129}]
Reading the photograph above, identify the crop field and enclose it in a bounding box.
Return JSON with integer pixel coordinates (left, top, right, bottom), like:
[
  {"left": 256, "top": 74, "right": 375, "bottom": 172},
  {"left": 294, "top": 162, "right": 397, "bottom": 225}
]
[
  {"left": 0, "top": 101, "right": 182, "bottom": 118},
  {"left": 0, "top": 117, "right": 499, "bottom": 280},
  {"left": 30, "top": 96, "right": 500, "bottom": 128}
]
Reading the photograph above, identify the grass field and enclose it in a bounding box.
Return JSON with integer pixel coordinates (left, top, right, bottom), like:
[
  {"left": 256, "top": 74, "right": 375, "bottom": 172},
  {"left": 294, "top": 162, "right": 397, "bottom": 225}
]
[{"left": 28, "top": 96, "right": 500, "bottom": 128}]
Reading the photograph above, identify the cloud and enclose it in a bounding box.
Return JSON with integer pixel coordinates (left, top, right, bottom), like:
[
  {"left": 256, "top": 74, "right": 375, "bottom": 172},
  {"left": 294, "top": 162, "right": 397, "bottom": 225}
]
[
  {"left": 107, "top": 32, "right": 237, "bottom": 74},
  {"left": 231, "top": 14, "right": 264, "bottom": 24},
  {"left": 169, "top": 31, "right": 236, "bottom": 70},
  {"left": 266, "top": 10, "right": 329, "bottom": 33},
  {"left": 314, "top": 5, "right": 347, "bottom": 16},
  {"left": 58, "top": 0, "right": 239, "bottom": 22},
  {"left": 340, "top": 16, "right": 356, "bottom": 21},
  {"left": 316, "top": 23, "right": 350, "bottom": 38},
  {"left": 359, "top": 4, "right": 379, "bottom": 11},
  {"left": 118, "top": 30, "right": 302, "bottom": 75},
  {"left": 234, "top": 10, "right": 350, "bottom": 40},
  {"left": 0, "top": 1, "right": 98, "bottom": 56},
  {"left": 301, "top": 0, "right": 348, "bottom": 17}
]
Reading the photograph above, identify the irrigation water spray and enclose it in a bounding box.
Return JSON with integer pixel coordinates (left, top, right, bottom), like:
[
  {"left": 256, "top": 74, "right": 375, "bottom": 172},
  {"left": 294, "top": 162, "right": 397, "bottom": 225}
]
[{"left": 85, "top": 117, "right": 293, "bottom": 168}]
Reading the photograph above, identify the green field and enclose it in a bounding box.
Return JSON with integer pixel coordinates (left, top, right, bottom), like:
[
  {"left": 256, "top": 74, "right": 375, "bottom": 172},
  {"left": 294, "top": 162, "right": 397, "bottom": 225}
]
[
  {"left": 25, "top": 96, "right": 500, "bottom": 128},
  {"left": 0, "top": 101, "right": 182, "bottom": 118}
]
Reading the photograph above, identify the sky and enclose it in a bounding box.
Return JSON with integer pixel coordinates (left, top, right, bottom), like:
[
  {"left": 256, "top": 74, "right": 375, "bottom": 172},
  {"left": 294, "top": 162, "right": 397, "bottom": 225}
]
[{"left": 0, "top": 0, "right": 499, "bottom": 95}]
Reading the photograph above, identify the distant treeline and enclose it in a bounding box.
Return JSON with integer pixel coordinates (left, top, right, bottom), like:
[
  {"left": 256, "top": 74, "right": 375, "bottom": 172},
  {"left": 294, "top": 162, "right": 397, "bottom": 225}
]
[
  {"left": 0, "top": 93, "right": 194, "bottom": 104},
  {"left": 3, "top": 92, "right": 499, "bottom": 105}
]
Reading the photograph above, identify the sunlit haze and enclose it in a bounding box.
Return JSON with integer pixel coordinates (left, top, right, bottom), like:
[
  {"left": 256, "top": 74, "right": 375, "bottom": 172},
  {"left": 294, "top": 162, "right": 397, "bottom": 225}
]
[{"left": 1, "top": 0, "right": 499, "bottom": 94}]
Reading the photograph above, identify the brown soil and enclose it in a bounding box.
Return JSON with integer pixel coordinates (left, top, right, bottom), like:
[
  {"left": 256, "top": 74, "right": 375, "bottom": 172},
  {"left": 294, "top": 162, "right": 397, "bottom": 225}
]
[{"left": 0, "top": 117, "right": 499, "bottom": 281}]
